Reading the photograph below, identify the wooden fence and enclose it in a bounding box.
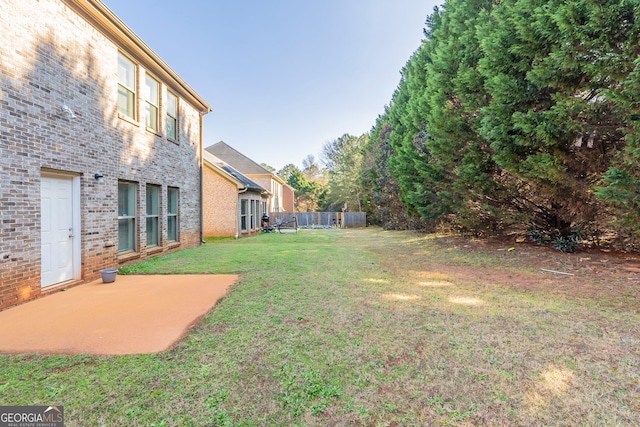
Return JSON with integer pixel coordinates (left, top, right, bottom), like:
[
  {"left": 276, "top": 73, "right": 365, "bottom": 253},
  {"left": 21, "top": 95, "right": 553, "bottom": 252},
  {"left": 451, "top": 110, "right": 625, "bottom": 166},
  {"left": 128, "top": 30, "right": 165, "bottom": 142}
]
[{"left": 269, "top": 212, "right": 367, "bottom": 229}]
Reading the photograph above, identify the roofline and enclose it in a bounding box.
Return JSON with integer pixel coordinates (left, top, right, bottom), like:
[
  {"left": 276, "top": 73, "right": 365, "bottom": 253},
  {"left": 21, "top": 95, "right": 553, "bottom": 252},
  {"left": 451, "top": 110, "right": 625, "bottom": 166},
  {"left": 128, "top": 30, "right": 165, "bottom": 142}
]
[
  {"left": 203, "top": 151, "right": 244, "bottom": 189},
  {"left": 207, "top": 142, "right": 292, "bottom": 190},
  {"left": 208, "top": 141, "right": 273, "bottom": 174},
  {"left": 245, "top": 172, "right": 288, "bottom": 187},
  {"left": 203, "top": 151, "right": 267, "bottom": 193},
  {"left": 272, "top": 174, "right": 288, "bottom": 187},
  {"left": 62, "top": 0, "right": 212, "bottom": 114}
]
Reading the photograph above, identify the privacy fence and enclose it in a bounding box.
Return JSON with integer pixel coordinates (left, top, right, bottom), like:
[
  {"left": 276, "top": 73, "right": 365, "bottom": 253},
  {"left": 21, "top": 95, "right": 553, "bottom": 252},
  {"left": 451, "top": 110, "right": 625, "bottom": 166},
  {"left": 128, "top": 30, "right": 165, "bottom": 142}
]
[{"left": 269, "top": 212, "right": 367, "bottom": 229}]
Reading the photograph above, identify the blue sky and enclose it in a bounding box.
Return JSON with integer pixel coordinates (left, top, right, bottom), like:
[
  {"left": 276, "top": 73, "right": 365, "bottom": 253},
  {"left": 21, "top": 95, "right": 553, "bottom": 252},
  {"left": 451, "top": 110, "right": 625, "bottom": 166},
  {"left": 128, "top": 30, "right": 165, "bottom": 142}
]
[{"left": 103, "top": 0, "right": 442, "bottom": 171}]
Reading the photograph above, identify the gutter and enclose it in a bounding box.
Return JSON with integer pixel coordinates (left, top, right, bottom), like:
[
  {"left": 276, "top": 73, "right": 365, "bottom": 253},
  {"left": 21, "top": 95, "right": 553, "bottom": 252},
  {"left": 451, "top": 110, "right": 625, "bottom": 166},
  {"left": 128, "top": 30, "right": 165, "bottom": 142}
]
[{"left": 63, "top": 0, "right": 212, "bottom": 113}]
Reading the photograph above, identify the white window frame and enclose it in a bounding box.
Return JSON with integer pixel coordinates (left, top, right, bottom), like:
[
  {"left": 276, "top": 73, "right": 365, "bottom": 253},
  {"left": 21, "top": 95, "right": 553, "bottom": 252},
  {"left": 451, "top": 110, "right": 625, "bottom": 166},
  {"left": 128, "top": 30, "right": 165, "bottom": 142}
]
[
  {"left": 146, "top": 184, "right": 160, "bottom": 247},
  {"left": 144, "top": 75, "right": 160, "bottom": 131},
  {"left": 118, "top": 181, "right": 137, "bottom": 253},
  {"left": 166, "top": 91, "right": 178, "bottom": 141},
  {"left": 241, "top": 199, "right": 248, "bottom": 231},
  {"left": 250, "top": 200, "right": 255, "bottom": 230},
  {"left": 167, "top": 187, "right": 179, "bottom": 242},
  {"left": 117, "top": 53, "right": 136, "bottom": 119}
]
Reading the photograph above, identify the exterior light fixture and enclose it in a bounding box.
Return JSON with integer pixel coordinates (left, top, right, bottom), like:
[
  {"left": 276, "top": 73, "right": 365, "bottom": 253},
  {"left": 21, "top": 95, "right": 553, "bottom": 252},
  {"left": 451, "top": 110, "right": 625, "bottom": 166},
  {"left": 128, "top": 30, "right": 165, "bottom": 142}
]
[
  {"left": 61, "top": 104, "right": 76, "bottom": 119},
  {"left": 94, "top": 173, "right": 104, "bottom": 183}
]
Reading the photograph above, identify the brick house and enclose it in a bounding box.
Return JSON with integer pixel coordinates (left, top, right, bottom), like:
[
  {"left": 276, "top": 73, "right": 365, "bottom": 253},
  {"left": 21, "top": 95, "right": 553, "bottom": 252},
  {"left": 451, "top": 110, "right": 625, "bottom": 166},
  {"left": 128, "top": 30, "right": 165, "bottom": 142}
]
[
  {"left": 0, "top": 0, "right": 212, "bottom": 309},
  {"left": 205, "top": 141, "right": 295, "bottom": 213},
  {"left": 203, "top": 151, "right": 267, "bottom": 238},
  {"left": 282, "top": 182, "right": 295, "bottom": 213}
]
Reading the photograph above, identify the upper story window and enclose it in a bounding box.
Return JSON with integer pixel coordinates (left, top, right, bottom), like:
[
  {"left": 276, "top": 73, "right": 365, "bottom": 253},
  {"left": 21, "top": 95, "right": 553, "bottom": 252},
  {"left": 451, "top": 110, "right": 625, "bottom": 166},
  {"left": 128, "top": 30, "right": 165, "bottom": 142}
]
[
  {"left": 166, "top": 91, "right": 178, "bottom": 141},
  {"left": 144, "top": 75, "right": 160, "bottom": 131},
  {"left": 117, "top": 53, "right": 136, "bottom": 119}
]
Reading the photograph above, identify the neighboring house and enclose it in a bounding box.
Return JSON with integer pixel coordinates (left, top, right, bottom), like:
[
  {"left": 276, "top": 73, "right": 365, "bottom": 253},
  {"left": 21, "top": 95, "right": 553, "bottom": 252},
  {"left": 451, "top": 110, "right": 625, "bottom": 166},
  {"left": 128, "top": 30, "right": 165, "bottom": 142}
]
[
  {"left": 0, "top": 0, "right": 211, "bottom": 309},
  {"left": 205, "top": 141, "right": 295, "bottom": 213},
  {"left": 281, "top": 182, "right": 295, "bottom": 213},
  {"left": 203, "top": 151, "right": 268, "bottom": 238}
]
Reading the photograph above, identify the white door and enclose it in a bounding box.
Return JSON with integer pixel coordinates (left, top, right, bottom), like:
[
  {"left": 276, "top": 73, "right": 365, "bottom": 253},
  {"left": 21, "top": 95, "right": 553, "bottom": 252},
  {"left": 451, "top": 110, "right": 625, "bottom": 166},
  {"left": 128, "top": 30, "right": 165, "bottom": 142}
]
[{"left": 41, "top": 175, "right": 75, "bottom": 287}]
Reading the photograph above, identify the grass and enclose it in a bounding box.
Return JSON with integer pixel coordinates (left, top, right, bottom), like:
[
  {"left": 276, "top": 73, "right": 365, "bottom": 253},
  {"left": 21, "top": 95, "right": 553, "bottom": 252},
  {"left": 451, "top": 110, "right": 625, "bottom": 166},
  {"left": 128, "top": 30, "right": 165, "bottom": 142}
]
[{"left": 1, "top": 228, "right": 639, "bottom": 426}]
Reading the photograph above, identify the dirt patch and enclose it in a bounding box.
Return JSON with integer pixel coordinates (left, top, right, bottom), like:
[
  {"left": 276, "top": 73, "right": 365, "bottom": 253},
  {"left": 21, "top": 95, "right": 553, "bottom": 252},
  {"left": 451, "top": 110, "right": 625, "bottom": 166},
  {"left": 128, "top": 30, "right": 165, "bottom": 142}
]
[{"left": 433, "top": 237, "right": 640, "bottom": 302}]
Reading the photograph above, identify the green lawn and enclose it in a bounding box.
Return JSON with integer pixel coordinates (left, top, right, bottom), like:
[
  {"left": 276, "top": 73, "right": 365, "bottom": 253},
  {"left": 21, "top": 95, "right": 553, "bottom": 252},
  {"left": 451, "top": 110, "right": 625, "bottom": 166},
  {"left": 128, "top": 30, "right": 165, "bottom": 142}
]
[{"left": 1, "top": 228, "right": 638, "bottom": 426}]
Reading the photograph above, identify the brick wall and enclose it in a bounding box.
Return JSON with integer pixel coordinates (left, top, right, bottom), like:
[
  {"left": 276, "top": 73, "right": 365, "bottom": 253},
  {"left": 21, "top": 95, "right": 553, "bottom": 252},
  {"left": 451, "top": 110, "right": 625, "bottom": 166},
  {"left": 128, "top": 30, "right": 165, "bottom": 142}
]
[
  {"left": 0, "top": 0, "right": 205, "bottom": 309},
  {"left": 203, "top": 166, "right": 239, "bottom": 238},
  {"left": 282, "top": 185, "right": 295, "bottom": 212},
  {"left": 202, "top": 164, "right": 269, "bottom": 238}
]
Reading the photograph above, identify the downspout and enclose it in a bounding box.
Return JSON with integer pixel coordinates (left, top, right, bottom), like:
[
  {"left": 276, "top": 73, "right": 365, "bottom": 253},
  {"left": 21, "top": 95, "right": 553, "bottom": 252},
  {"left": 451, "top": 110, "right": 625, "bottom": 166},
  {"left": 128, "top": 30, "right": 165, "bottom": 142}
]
[{"left": 199, "top": 110, "right": 207, "bottom": 244}]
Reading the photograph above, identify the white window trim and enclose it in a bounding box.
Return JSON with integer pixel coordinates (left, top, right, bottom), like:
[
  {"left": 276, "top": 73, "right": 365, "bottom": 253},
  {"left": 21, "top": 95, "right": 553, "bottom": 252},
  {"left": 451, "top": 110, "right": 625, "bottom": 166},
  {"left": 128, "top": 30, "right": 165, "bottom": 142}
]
[{"left": 117, "top": 52, "right": 137, "bottom": 120}]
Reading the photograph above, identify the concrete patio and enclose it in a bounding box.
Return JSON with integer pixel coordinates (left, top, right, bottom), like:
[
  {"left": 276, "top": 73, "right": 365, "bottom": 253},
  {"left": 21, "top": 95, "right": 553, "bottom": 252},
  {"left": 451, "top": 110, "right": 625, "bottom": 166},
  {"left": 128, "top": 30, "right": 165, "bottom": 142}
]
[{"left": 0, "top": 274, "right": 238, "bottom": 356}]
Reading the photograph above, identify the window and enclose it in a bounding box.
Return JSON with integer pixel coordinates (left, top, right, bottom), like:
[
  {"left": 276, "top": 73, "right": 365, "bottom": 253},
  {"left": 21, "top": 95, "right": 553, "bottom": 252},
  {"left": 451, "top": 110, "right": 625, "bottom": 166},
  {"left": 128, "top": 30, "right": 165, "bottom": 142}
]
[
  {"left": 146, "top": 185, "right": 160, "bottom": 247},
  {"left": 118, "top": 182, "right": 137, "bottom": 252},
  {"left": 241, "top": 199, "right": 248, "bottom": 231},
  {"left": 144, "top": 75, "right": 160, "bottom": 131},
  {"left": 166, "top": 91, "right": 177, "bottom": 140},
  {"left": 167, "top": 187, "right": 179, "bottom": 242},
  {"left": 117, "top": 53, "right": 136, "bottom": 119},
  {"left": 250, "top": 200, "right": 255, "bottom": 229},
  {"left": 255, "top": 200, "right": 260, "bottom": 229}
]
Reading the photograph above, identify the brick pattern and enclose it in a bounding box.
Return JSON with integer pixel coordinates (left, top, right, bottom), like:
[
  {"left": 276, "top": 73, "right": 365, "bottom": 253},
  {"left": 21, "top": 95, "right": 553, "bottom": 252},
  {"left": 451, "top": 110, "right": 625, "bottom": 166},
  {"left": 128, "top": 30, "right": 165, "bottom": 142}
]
[
  {"left": 203, "top": 167, "right": 239, "bottom": 237},
  {"left": 282, "top": 186, "right": 295, "bottom": 212},
  {"left": 203, "top": 165, "right": 266, "bottom": 237},
  {"left": 0, "top": 0, "right": 203, "bottom": 309}
]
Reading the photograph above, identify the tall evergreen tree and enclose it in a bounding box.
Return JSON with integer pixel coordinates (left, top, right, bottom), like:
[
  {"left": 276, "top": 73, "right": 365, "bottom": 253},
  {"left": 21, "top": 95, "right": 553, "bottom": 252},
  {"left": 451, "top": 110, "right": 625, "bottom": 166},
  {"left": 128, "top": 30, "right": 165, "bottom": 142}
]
[
  {"left": 364, "top": 118, "right": 425, "bottom": 229},
  {"left": 360, "top": 0, "right": 640, "bottom": 246},
  {"left": 386, "top": 22, "right": 444, "bottom": 226},
  {"left": 478, "top": 0, "right": 637, "bottom": 236},
  {"left": 592, "top": 0, "right": 640, "bottom": 241},
  {"left": 421, "top": 0, "right": 508, "bottom": 233}
]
